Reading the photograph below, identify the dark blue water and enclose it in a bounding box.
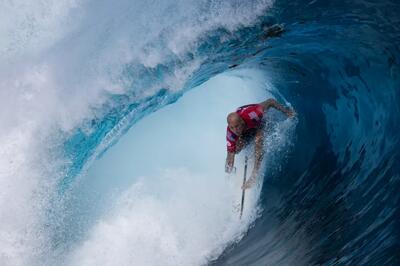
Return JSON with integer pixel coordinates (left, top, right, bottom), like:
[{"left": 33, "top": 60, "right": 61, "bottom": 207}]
[
  {"left": 59, "top": 0, "right": 400, "bottom": 265},
  {"left": 213, "top": 1, "right": 400, "bottom": 265}
]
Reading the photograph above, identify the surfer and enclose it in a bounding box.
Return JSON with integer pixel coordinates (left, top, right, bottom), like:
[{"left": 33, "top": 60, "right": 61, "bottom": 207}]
[{"left": 225, "top": 99, "right": 295, "bottom": 189}]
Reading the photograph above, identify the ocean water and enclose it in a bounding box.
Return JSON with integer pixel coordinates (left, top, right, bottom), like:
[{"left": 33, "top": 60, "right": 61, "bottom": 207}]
[{"left": 0, "top": 0, "right": 399, "bottom": 265}]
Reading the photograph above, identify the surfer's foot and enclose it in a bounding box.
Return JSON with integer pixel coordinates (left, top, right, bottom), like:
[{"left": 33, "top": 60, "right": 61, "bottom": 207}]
[{"left": 242, "top": 177, "right": 256, "bottom": 190}]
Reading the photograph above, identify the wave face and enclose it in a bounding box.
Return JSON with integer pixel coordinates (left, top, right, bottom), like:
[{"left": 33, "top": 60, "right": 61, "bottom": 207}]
[
  {"left": 1, "top": 0, "right": 399, "bottom": 265},
  {"left": 213, "top": 1, "right": 400, "bottom": 265}
]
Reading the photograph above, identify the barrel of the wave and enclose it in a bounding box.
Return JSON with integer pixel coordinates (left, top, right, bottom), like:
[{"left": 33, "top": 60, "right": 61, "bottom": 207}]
[{"left": 240, "top": 156, "right": 248, "bottom": 219}]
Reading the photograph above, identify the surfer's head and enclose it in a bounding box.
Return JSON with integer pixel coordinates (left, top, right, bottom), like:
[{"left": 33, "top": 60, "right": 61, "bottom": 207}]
[{"left": 227, "top": 112, "right": 245, "bottom": 136}]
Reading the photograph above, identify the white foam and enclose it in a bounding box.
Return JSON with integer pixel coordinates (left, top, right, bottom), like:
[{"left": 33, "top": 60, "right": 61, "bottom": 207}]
[{"left": 0, "top": 0, "right": 80, "bottom": 60}]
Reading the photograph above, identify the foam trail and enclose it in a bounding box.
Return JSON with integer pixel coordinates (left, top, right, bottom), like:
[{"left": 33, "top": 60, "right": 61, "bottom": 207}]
[{"left": 61, "top": 69, "right": 271, "bottom": 265}]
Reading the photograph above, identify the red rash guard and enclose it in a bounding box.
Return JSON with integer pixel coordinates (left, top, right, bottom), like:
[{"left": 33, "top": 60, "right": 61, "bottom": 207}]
[{"left": 226, "top": 104, "right": 264, "bottom": 153}]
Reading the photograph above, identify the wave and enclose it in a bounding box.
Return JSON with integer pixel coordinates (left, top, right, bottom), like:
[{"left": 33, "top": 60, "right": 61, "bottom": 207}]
[{"left": 1, "top": 0, "right": 399, "bottom": 265}]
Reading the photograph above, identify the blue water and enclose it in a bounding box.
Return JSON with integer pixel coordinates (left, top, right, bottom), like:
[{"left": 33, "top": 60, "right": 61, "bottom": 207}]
[
  {"left": 212, "top": 1, "right": 400, "bottom": 265},
  {"left": 1, "top": 0, "right": 399, "bottom": 265}
]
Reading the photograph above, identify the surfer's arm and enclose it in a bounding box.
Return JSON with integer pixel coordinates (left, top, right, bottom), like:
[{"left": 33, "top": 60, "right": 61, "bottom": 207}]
[
  {"left": 225, "top": 152, "right": 235, "bottom": 173},
  {"left": 260, "top": 99, "right": 295, "bottom": 117}
]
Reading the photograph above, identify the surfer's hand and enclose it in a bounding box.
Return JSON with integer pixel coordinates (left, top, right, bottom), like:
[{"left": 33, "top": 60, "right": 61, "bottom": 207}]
[
  {"left": 225, "top": 152, "right": 235, "bottom": 173},
  {"left": 286, "top": 108, "right": 296, "bottom": 118},
  {"left": 225, "top": 164, "right": 236, "bottom": 174},
  {"left": 242, "top": 174, "right": 256, "bottom": 190}
]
